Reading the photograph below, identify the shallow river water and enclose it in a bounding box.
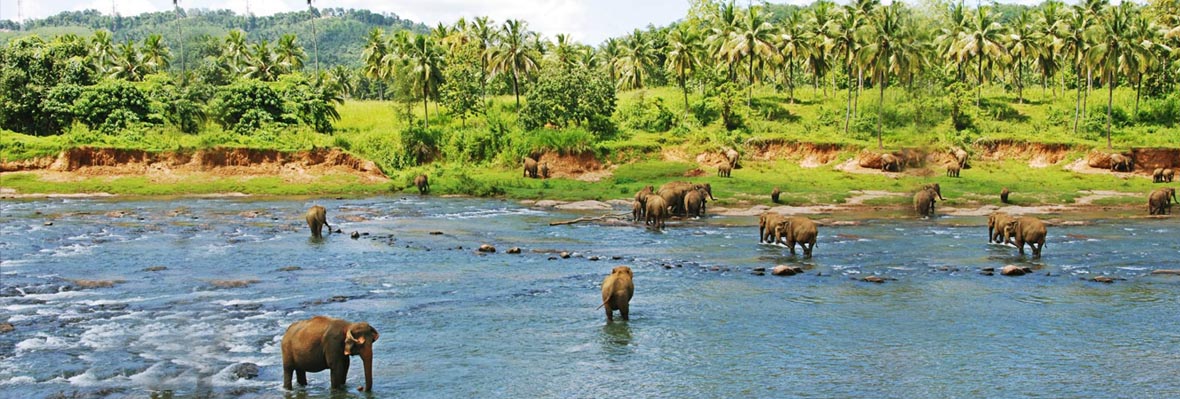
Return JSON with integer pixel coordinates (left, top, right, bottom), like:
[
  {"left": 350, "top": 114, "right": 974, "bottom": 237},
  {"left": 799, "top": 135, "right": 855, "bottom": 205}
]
[{"left": 1, "top": 196, "right": 1178, "bottom": 398}]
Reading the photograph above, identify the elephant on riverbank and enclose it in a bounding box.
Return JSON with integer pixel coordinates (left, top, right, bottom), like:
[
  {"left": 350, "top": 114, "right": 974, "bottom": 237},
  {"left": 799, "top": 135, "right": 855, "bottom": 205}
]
[
  {"left": 540, "top": 162, "right": 550, "bottom": 179},
  {"left": 523, "top": 157, "right": 539, "bottom": 178},
  {"left": 774, "top": 216, "right": 818, "bottom": 257},
  {"left": 718, "top": 163, "right": 732, "bottom": 177},
  {"left": 952, "top": 147, "right": 970, "bottom": 169},
  {"left": 1149, "top": 187, "right": 1176, "bottom": 215},
  {"left": 881, "top": 154, "right": 902, "bottom": 172},
  {"left": 644, "top": 195, "right": 669, "bottom": 230},
  {"left": 724, "top": 147, "right": 741, "bottom": 169},
  {"left": 987, "top": 212, "right": 1014, "bottom": 244},
  {"left": 946, "top": 163, "right": 961, "bottom": 177},
  {"left": 684, "top": 187, "right": 708, "bottom": 217},
  {"left": 282, "top": 316, "right": 379, "bottom": 392},
  {"left": 771, "top": 187, "right": 781, "bottom": 204},
  {"left": 1002, "top": 216, "right": 1047, "bottom": 257},
  {"left": 1000, "top": 187, "right": 1010, "bottom": 204},
  {"left": 1154, "top": 168, "right": 1166, "bottom": 183},
  {"left": 1165, "top": 168, "right": 1175, "bottom": 182},
  {"left": 599, "top": 266, "right": 634, "bottom": 322},
  {"left": 414, "top": 174, "right": 430, "bottom": 194},
  {"left": 657, "top": 182, "right": 714, "bottom": 216},
  {"left": 913, "top": 184, "right": 943, "bottom": 217},
  {"left": 1109, "top": 154, "right": 1133, "bottom": 172},
  {"left": 305, "top": 205, "right": 332, "bottom": 239},
  {"left": 759, "top": 211, "right": 788, "bottom": 243}
]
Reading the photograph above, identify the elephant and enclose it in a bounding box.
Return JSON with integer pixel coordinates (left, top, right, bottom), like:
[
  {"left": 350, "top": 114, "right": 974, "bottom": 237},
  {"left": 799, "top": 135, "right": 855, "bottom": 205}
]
[
  {"left": 1165, "top": 168, "right": 1175, "bottom": 182},
  {"left": 632, "top": 186, "right": 654, "bottom": 221},
  {"left": 598, "top": 266, "right": 634, "bottom": 322},
  {"left": 523, "top": 157, "right": 539, "bottom": 178},
  {"left": 952, "top": 147, "right": 970, "bottom": 169},
  {"left": 1149, "top": 187, "right": 1176, "bottom": 215},
  {"left": 758, "top": 211, "right": 788, "bottom": 243},
  {"left": 881, "top": 153, "right": 902, "bottom": 172},
  {"left": 987, "top": 212, "right": 1014, "bottom": 244},
  {"left": 913, "top": 184, "right": 943, "bottom": 217},
  {"left": 540, "top": 162, "right": 551, "bottom": 179},
  {"left": 1109, "top": 153, "right": 1133, "bottom": 172},
  {"left": 899, "top": 148, "right": 922, "bottom": 168},
  {"left": 657, "top": 182, "right": 714, "bottom": 216},
  {"left": 414, "top": 174, "right": 430, "bottom": 195},
  {"left": 631, "top": 200, "right": 644, "bottom": 222},
  {"left": 644, "top": 194, "right": 669, "bottom": 230},
  {"left": 305, "top": 205, "right": 332, "bottom": 239},
  {"left": 684, "top": 187, "right": 708, "bottom": 217},
  {"left": 946, "top": 163, "right": 961, "bottom": 177},
  {"left": 724, "top": 147, "right": 741, "bottom": 169},
  {"left": 718, "top": 163, "right": 732, "bottom": 177},
  {"left": 1154, "top": 168, "right": 1166, "bottom": 183},
  {"left": 771, "top": 187, "right": 781, "bottom": 204},
  {"left": 1000, "top": 187, "right": 1010, "bottom": 204},
  {"left": 1002, "top": 216, "right": 1047, "bottom": 257},
  {"left": 774, "top": 216, "right": 818, "bottom": 257},
  {"left": 282, "top": 316, "right": 379, "bottom": 392}
]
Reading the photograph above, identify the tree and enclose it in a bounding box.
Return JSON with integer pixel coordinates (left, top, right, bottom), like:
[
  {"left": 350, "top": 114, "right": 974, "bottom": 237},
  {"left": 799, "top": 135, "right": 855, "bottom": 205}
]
[
  {"left": 1034, "top": 1, "right": 1065, "bottom": 97},
  {"left": 665, "top": 24, "right": 702, "bottom": 116},
  {"left": 954, "top": 5, "right": 1008, "bottom": 107},
  {"left": 243, "top": 40, "right": 281, "bottom": 81},
  {"left": 832, "top": 4, "right": 868, "bottom": 132},
  {"left": 405, "top": 34, "right": 444, "bottom": 128},
  {"left": 1088, "top": 2, "right": 1148, "bottom": 149},
  {"left": 90, "top": 30, "right": 116, "bottom": 74},
  {"left": 108, "top": 40, "right": 148, "bottom": 81},
  {"left": 276, "top": 33, "right": 307, "bottom": 73},
  {"left": 441, "top": 47, "right": 484, "bottom": 127},
  {"left": 360, "top": 28, "right": 388, "bottom": 99},
  {"left": 615, "top": 29, "right": 658, "bottom": 90},
  {"left": 1007, "top": 11, "right": 1040, "bottom": 103},
  {"left": 777, "top": 11, "right": 810, "bottom": 104},
  {"left": 724, "top": 5, "right": 779, "bottom": 107},
  {"left": 469, "top": 16, "right": 495, "bottom": 100},
  {"left": 857, "top": 3, "right": 903, "bottom": 149},
  {"left": 221, "top": 29, "right": 250, "bottom": 75},
  {"left": 520, "top": 66, "right": 617, "bottom": 135},
  {"left": 141, "top": 34, "right": 171, "bottom": 74},
  {"left": 1061, "top": 6, "right": 1096, "bottom": 132},
  {"left": 805, "top": 1, "right": 836, "bottom": 95},
  {"left": 488, "top": 19, "right": 540, "bottom": 108}
]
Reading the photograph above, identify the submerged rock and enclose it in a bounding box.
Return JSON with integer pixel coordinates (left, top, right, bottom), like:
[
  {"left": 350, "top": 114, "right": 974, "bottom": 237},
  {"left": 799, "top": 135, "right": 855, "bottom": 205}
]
[
  {"left": 478, "top": 244, "right": 496, "bottom": 253},
  {"left": 276, "top": 266, "right": 302, "bottom": 272},
  {"left": 209, "top": 280, "right": 260, "bottom": 289},
  {"left": 1151, "top": 269, "right": 1180, "bottom": 276},
  {"left": 772, "top": 265, "right": 802, "bottom": 276},
  {"left": 142, "top": 266, "right": 168, "bottom": 272},
  {"left": 1001, "top": 265, "right": 1031, "bottom": 276},
  {"left": 861, "top": 276, "right": 889, "bottom": 283},
  {"left": 0, "top": 322, "right": 13, "bottom": 333},
  {"left": 559, "top": 252, "right": 571, "bottom": 259},
  {"left": 350, "top": 231, "right": 360, "bottom": 239},
  {"left": 70, "top": 279, "right": 124, "bottom": 289},
  {"left": 506, "top": 247, "right": 522, "bottom": 254},
  {"left": 1091, "top": 276, "right": 1118, "bottom": 283},
  {"left": 227, "top": 363, "right": 260, "bottom": 380}
]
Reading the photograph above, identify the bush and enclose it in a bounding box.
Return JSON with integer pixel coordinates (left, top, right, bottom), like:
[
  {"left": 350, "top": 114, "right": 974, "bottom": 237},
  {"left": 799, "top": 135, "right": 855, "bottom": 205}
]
[
  {"left": 398, "top": 125, "right": 442, "bottom": 167},
  {"left": 73, "top": 80, "right": 156, "bottom": 134},
  {"left": 1138, "top": 93, "right": 1179, "bottom": 127},
  {"left": 618, "top": 92, "right": 675, "bottom": 132},
  {"left": 210, "top": 80, "right": 286, "bottom": 134},
  {"left": 521, "top": 66, "right": 617, "bottom": 135}
]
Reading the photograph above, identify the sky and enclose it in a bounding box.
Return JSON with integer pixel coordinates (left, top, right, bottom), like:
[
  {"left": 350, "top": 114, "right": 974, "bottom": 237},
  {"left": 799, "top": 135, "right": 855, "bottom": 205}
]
[{"left": 0, "top": 0, "right": 1077, "bottom": 45}]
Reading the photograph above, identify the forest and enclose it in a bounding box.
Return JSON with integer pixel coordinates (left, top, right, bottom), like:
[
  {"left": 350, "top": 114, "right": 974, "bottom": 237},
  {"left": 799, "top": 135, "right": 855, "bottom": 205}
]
[{"left": 1, "top": 0, "right": 1178, "bottom": 176}]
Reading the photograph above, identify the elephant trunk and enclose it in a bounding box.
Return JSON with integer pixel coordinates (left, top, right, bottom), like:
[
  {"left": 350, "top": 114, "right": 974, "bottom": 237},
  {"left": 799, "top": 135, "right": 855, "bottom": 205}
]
[{"left": 360, "top": 345, "right": 374, "bottom": 392}]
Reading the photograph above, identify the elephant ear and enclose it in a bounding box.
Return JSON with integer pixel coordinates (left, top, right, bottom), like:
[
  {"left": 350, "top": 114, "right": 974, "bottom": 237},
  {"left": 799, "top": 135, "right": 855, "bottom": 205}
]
[{"left": 346, "top": 328, "right": 358, "bottom": 344}]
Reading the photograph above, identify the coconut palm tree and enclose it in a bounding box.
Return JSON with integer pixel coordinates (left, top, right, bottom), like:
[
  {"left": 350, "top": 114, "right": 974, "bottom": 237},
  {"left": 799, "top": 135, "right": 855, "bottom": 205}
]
[
  {"left": 665, "top": 24, "right": 701, "bottom": 116},
  {"left": 468, "top": 16, "right": 495, "bottom": 99},
  {"left": 141, "top": 34, "right": 171, "bottom": 74},
  {"left": 275, "top": 33, "right": 306, "bottom": 73},
  {"left": 1061, "top": 7, "right": 1095, "bottom": 132},
  {"left": 935, "top": 1, "right": 971, "bottom": 81},
  {"left": 361, "top": 28, "right": 388, "bottom": 99},
  {"left": 724, "top": 5, "right": 779, "bottom": 107},
  {"left": 549, "top": 33, "right": 580, "bottom": 70},
  {"left": 1088, "top": 2, "right": 1148, "bottom": 149},
  {"left": 832, "top": 5, "right": 868, "bottom": 132},
  {"left": 1007, "top": 11, "right": 1040, "bottom": 104},
  {"left": 221, "top": 29, "right": 250, "bottom": 75},
  {"left": 1126, "top": 9, "right": 1163, "bottom": 116},
  {"left": 405, "top": 34, "right": 444, "bottom": 128},
  {"left": 244, "top": 40, "right": 281, "bottom": 81},
  {"left": 109, "top": 40, "right": 147, "bottom": 81},
  {"left": 488, "top": 19, "right": 540, "bottom": 108},
  {"left": 707, "top": 1, "right": 741, "bottom": 80},
  {"left": 307, "top": 0, "right": 319, "bottom": 75},
  {"left": 805, "top": 1, "right": 836, "bottom": 95},
  {"left": 857, "top": 3, "right": 903, "bottom": 149},
  {"left": 615, "top": 29, "right": 658, "bottom": 90},
  {"left": 600, "top": 38, "right": 622, "bottom": 83},
  {"left": 90, "top": 30, "right": 117, "bottom": 74},
  {"left": 777, "top": 11, "right": 810, "bottom": 104},
  {"left": 954, "top": 5, "right": 1008, "bottom": 107},
  {"left": 1034, "top": 0, "right": 1065, "bottom": 96}
]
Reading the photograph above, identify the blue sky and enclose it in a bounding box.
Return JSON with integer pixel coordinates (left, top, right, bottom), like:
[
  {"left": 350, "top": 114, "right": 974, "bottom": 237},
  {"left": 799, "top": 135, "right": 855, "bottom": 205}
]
[{"left": 1, "top": 0, "right": 1075, "bottom": 44}]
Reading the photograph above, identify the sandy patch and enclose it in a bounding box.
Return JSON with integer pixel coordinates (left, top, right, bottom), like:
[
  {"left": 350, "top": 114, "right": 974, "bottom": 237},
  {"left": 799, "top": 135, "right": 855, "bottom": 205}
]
[
  {"left": 1063, "top": 158, "right": 1143, "bottom": 179},
  {"left": 555, "top": 200, "right": 613, "bottom": 211},
  {"left": 1073, "top": 190, "right": 1141, "bottom": 205},
  {"left": 844, "top": 190, "right": 906, "bottom": 205},
  {"left": 834, "top": 159, "right": 903, "bottom": 178}
]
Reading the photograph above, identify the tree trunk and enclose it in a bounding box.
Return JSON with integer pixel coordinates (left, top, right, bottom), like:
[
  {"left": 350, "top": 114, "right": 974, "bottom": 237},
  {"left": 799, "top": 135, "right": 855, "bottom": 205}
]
[
  {"left": 877, "top": 71, "right": 885, "bottom": 149},
  {"left": 1134, "top": 74, "right": 1142, "bottom": 117},
  {"left": 854, "top": 68, "right": 862, "bottom": 119},
  {"left": 1016, "top": 62, "right": 1023, "bottom": 104},
  {"left": 844, "top": 66, "right": 853, "bottom": 133},
  {"left": 788, "top": 63, "right": 795, "bottom": 105},
  {"left": 1073, "top": 74, "right": 1082, "bottom": 133},
  {"left": 748, "top": 55, "right": 754, "bottom": 108},
  {"left": 1082, "top": 67, "right": 1091, "bottom": 119},
  {"left": 1105, "top": 71, "right": 1113, "bottom": 149},
  {"left": 976, "top": 54, "right": 983, "bottom": 107},
  {"left": 512, "top": 68, "right": 520, "bottom": 108},
  {"left": 423, "top": 82, "right": 429, "bottom": 129},
  {"left": 681, "top": 76, "right": 690, "bottom": 118}
]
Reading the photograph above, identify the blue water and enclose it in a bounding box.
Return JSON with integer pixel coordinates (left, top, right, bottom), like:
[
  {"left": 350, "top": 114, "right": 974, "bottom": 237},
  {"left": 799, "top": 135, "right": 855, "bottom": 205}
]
[{"left": 1, "top": 197, "right": 1178, "bottom": 398}]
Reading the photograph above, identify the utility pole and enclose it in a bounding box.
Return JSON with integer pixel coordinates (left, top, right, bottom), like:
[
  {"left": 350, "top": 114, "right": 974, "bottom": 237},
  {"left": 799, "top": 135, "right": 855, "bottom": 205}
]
[{"left": 17, "top": 0, "right": 23, "bottom": 31}]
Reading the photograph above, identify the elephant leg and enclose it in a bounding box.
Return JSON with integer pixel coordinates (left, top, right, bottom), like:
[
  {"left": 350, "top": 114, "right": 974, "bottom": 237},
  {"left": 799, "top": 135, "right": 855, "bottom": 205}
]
[
  {"left": 804, "top": 243, "right": 813, "bottom": 258},
  {"left": 620, "top": 303, "right": 629, "bottom": 321},
  {"left": 330, "top": 364, "right": 348, "bottom": 390},
  {"left": 605, "top": 305, "right": 614, "bottom": 322},
  {"left": 283, "top": 364, "right": 294, "bottom": 390},
  {"left": 788, "top": 242, "right": 797, "bottom": 256},
  {"left": 296, "top": 370, "right": 308, "bottom": 386},
  {"left": 1017, "top": 242, "right": 1026, "bottom": 255}
]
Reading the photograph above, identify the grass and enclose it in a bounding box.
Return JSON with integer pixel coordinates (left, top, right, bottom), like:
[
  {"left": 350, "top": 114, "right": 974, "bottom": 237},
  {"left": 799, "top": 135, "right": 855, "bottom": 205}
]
[{"left": 1, "top": 84, "right": 1176, "bottom": 204}]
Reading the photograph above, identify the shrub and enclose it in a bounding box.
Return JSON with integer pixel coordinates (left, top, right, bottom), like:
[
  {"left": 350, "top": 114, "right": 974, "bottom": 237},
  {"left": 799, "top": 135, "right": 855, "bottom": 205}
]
[
  {"left": 209, "top": 80, "right": 286, "bottom": 134},
  {"left": 73, "top": 80, "right": 155, "bottom": 134}
]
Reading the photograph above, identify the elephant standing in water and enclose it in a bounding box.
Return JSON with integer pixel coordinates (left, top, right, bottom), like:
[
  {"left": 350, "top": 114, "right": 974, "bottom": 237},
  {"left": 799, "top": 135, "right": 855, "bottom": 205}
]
[
  {"left": 1002, "top": 216, "right": 1047, "bottom": 257},
  {"left": 657, "top": 181, "right": 714, "bottom": 216},
  {"left": 632, "top": 186, "right": 654, "bottom": 222},
  {"left": 644, "top": 194, "right": 669, "bottom": 230},
  {"left": 759, "top": 211, "right": 788, "bottom": 244},
  {"left": 913, "top": 184, "right": 944, "bottom": 217},
  {"left": 414, "top": 174, "right": 430, "bottom": 194},
  {"left": 684, "top": 187, "right": 709, "bottom": 217},
  {"left": 305, "top": 205, "right": 332, "bottom": 239},
  {"left": 282, "top": 316, "right": 379, "bottom": 392},
  {"left": 598, "top": 266, "right": 634, "bottom": 322},
  {"left": 774, "top": 216, "right": 818, "bottom": 257},
  {"left": 987, "top": 212, "right": 1014, "bottom": 244},
  {"left": 1149, "top": 187, "right": 1176, "bottom": 215}
]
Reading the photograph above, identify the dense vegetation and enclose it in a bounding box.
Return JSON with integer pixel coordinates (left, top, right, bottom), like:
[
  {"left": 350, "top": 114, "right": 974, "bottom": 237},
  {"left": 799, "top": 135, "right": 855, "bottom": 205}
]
[{"left": 1, "top": 0, "right": 1178, "bottom": 185}]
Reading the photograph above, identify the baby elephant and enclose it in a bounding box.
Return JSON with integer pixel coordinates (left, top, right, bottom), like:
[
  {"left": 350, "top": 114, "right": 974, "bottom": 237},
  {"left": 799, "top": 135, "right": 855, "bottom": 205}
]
[
  {"left": 282, "top": 316, "right": 379, "bottom": 392},
  {"left": 599, "top": 266, "right": 634, "bottom": 322},
  {"left": 946, "top": 163, "right": 961, "bottom": 177},
  {"left": 414, "top": 174, "right": 430, "bottom": 194},
  {"left": 305, "top": 205, "right": 332, "bottom": 239}
]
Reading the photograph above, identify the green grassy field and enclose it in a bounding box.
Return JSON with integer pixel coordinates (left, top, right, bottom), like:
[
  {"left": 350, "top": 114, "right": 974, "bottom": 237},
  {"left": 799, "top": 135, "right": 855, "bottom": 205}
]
[{"left": 1, "top": 84, "right": 1175, "bottom": 205}]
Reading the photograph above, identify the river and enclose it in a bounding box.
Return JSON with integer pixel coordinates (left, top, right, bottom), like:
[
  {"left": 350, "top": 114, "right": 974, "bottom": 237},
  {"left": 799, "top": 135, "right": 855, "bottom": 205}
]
[{"left": 1, "top": 197, "right": 1178, "bottom": 398}]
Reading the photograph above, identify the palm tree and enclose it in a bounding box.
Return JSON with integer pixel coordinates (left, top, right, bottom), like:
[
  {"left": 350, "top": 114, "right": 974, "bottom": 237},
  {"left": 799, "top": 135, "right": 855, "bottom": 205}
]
[
  {"left": 707, "top": 1, "right": 741, "bottom": 80},
  {"left": 109, "top": 40, "right": 147, "bottom": 81},
  {"left": 141, "top": 34, "right": 171, "bottom": 74},
  {"left": 805, "top": 1, "right": 836, "bottom": 95},
  {"left": 615, "top": 29, "right": 658, "bottom": 90},
  {"left": 857, "top": 3, "right": 903, "bottom": 149},
  {"left": 468, "top": 16, "right": 495, "bottom": 100},
  {"left": 275, "top": 33, "right": 306, "bottom": 73},
  {"left": 307, "top": 0, "right": 319, "bottom": 75},
  {"left": 935, "top": 1, "right": 971, "bottom": 81},
  {"left": 404, "top": 34, "right": 444, "bottom": 128},
  {"left": 1061, "top": 7, "right": 1095, "bottom": 132},
  {"left": 832, "top": 5, "right": 867, "bottom": 132},
  {"left": 777, "top": 11, "right": 810, "bottom": 104},
  {"left": 90, "top": 30, "right": 116, "bottom": 74},
  {"left": 1126, "top": 9, "right": 1162, "bottom": 116},
  {"left": 1007, "top": 11, "right": 1040, "bottom": 104},
  {"left": 549, "top": 33, "right": 580, "bottom": 70},
  {"left": 221, "top": 29, "right": 250, "bottom": 75},
  {"left": 600, "top": 38, "right": 622, "bottom": 83},
  {"left": 665, "top": 24, "right": 701, "bottom": 116},
  {"left": 725, "top": 5, "right": 779, "bottom": 107},
  {"left": 174, "top": 0, "right": 185, "bottom": 79},
  {"left": 954, "top": 5, "right": 1008, "bottom": 107},
  {"left": 244, "top": 40, "right": 280, "bottom": 81},
  {"left": 328, "top": 65, "right": 354, "bottom": 98},
  {"left": 488, "top": 19, "right": 540, "bottom": 108},
  {"left": 1034, "top": 1, "right": 1065, "bottom": 97},
  {"left": 1088, "top": 2, "right": 1147, "bottom": 149},
  {"left": 361, "top": 28, "right": 388, "bottom": 99}
]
